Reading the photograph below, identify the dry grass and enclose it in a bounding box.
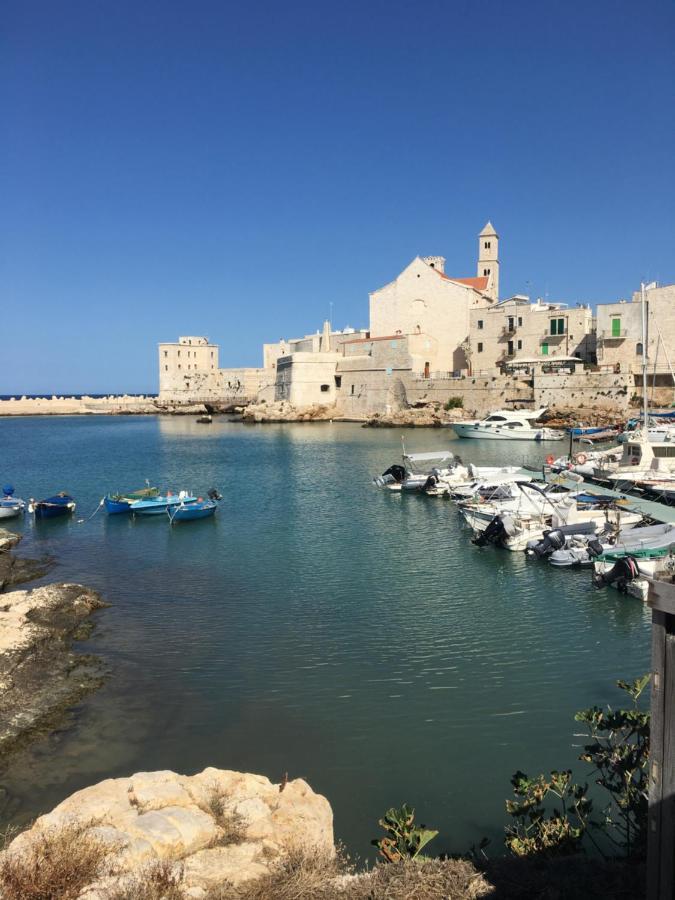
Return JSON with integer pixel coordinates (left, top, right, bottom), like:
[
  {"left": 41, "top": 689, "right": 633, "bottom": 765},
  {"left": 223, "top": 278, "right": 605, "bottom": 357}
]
[
  {"left": 0, "top": 820, "right": 117, "bottom": 900},
  {"left": 201, "top": 783, "right": 248, "bottom": 847},
  {"left": 104, "top": 859, "right": 185, "bottom": 900},
  {"left": 203, "top": 848, "right": 491, "bottom": 900}
]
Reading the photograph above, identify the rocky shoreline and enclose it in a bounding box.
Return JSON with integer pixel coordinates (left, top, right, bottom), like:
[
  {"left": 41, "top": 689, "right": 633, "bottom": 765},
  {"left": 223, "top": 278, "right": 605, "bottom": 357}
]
[{"left": 0, "top": 529, "right": 108, "bottom": 766}]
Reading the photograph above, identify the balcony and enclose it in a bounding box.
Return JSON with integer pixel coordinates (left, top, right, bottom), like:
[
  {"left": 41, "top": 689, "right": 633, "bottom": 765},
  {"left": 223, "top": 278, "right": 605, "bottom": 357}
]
[
  {"left": 599, "top": 329, "right": 628, "bottom": 340},
  {"left": 544, "top": 330, "right": 566, "bottom": 340},
  {"left": 501, "top": 324, "right": 519, "bottom": 335}
]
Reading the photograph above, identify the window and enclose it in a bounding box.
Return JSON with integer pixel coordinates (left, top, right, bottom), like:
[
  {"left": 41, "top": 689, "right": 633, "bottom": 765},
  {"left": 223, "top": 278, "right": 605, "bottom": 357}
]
[
  {"left": 320, "top": 384, "right": 329, "bottom": 392},
  {"left": 507, "top": 316, "right": 515, "bottom": 331},
  {"left": 163, "top": 350, "right": 167, "bottom": 358},
  {"left": 507, "top": 340, "right": 514, "bottom": 355},
  {"left": 541, "top": 342, "right": 549, "bottom": 356},
  {"left": 351, "top": 385, "right": 355, "bottom": 395},
  {"left": 517, "top": 340, "right": 522, "bottom": 350},
  {"left": 484, "top": 241, "right": 491, "bottom": 249},
  {"left": 335, "top": 376, "right": 342, "bottom": 388},
  {"left": 164, "top": 365, "right": 168, "bottom": 371},
  {"left": 477, "top": 319, "right": 484, "bottom": 330},
  {"left": 550, "top": 318, "right": 565, "bottom": 335},
  {"left": 178, "top": 364, "right": 181, "bottom": 369},
  {"left": 486, "top": 415, "right": 507, "bottom": 421},
  {"left": 177, "top": 350, "right": 181, "bottom": 357},
  {"left": 210, "top": 351, "right": 214, "bottom": 358},
  {"left": 483, "top": 268, "right": 490, "bottom": 277},
  {"left": 636, "top": 342, "right": 643, "bottom": 356},
  {"left": 518, "top": 317, "right": 522, "bottom": 326},
  {"left": 477, "top": 342, "right": 483, "bottom": 353}
]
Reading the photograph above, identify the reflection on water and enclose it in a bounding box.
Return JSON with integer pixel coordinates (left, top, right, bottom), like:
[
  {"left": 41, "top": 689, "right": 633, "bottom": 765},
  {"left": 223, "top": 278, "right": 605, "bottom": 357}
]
[{"left": 0, "top": 416, "right": 651, "bottom": 854}]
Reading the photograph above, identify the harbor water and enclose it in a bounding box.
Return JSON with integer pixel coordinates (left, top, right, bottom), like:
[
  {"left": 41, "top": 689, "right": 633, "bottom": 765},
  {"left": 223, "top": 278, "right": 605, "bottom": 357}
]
[{"left": 0, "top": 415, "right": 651, "bottom": 855}]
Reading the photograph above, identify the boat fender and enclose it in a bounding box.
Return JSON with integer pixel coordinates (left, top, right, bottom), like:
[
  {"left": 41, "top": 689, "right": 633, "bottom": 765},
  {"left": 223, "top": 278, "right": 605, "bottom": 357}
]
[{"left": 546, "top": 455, "right": 555, "bottom": 466}]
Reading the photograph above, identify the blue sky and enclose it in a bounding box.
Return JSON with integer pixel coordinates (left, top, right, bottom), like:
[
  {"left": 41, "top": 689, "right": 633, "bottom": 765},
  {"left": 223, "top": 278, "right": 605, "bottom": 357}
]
[{"left": 2, "top": 0, "right": 674, "bottom": 393}]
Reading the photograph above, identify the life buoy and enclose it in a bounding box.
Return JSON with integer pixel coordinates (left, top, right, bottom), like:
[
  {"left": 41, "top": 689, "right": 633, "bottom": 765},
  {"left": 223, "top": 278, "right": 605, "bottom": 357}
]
[
  {"left": 546, "top": 455, "right": 555, "bottom": 466},
  {"left": 576, "top": 453, "right": 587, "bottom": 465}
]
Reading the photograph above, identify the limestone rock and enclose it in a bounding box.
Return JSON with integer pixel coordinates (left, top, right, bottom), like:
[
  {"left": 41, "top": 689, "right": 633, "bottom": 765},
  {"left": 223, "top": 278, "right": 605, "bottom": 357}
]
[
  {"left": 2, "top": 768, "right": 333, "bottom": 897},
  {"left": 241, "top": 400, "right": 336, "bottom": 423}
]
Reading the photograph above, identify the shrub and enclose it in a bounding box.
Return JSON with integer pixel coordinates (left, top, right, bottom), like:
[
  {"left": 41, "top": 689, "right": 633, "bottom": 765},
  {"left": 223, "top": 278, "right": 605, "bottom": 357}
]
[
  {"left": 0, "top": 820, "right": 117, "bottom": 900},
  {"left": 372, "top": 803, "right": 438, "bottom": 862},
  {"left": 505, "top": 675, "right": 650, "bottom": 861},
  {"left": 444, "top": 397, "right": 463, "bottom": 410},
  {"left": 104, "top": 860, "right": 185, "bottom": 900},
  {"left": 201, "top": 784, "right": 248, "bottom": 846}
]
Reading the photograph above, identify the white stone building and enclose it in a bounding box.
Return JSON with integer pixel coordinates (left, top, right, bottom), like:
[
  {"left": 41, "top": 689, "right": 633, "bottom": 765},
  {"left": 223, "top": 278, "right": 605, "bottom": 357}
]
[
  {"left": 368, "top": 223, "right": 499, "bottom": 375},
  {"left": 468, "top": 297, "right": 595, "bottom": 374},
  {"left": 596, "top": 283, "right": 675, "bottom": 376},
  {"left": 158, "top": 336, "right": 265, "bottom": 403}
]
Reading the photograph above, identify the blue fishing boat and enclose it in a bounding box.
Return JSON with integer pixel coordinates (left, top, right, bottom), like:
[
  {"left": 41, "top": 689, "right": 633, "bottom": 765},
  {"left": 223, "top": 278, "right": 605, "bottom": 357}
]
[
  {"left": 31, "top": 493, "right": 76, "bottom": 518},
  {"left": 104, "top": 486, "right": 160, "bottom": 514},
  {"left": 167, "top": 489, "right": 222, "bottom": 524},
  {"left": 130, "top": 492, "right": 197, "bottom": 516},
  {"left": 569, "top": 426, "right": 607, "bottom": 437},
  {"left": 0, "top": 485, "right": 26, "bottom": 520},
  {"left": 168, "top": 499, "right": 218, "bottom": 523}
]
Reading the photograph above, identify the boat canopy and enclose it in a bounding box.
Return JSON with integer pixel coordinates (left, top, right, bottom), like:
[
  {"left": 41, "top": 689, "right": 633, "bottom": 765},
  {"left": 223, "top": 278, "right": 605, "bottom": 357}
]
[{"left": 403, "top": 451, "right": 455, "bottom": 463}]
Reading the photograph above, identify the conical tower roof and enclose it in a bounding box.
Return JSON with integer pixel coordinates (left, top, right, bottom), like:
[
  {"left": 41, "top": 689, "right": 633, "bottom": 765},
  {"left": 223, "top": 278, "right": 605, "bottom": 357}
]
[{"left": 479, "top": 221, "right": 498, "bottom": 236}]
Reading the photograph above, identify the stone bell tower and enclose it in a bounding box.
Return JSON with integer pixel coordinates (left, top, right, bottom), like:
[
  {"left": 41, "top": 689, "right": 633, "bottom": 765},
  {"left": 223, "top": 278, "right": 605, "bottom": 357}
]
[{"left": 477, "top": 221, "right": 499, "bottom": 301}]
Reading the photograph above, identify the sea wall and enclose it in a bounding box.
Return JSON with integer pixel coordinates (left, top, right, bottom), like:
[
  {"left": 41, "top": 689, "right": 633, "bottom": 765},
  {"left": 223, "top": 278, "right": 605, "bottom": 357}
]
[
  {"left": 532, "top": 372, "right": 633, "bottom": 412},
  {"left": 0, "top": 395, "right": 162, "bottom": 416}
]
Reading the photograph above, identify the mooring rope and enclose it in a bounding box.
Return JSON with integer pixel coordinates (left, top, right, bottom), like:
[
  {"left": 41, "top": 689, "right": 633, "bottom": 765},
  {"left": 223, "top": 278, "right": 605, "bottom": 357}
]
[{"left": 77, "top": 497, "right": 104, "bottom": 524}]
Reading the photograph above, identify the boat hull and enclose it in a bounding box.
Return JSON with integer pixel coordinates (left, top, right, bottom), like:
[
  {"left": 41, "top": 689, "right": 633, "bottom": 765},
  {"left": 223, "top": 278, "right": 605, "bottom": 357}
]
[
  {"left": 0, "top": 501, "right": 25, "bottom": 519},
  {"left": 453, "top": 423, "right": 564, "bottom": 441},
  {"left": 168, "top": 501, "right": 217, "bottom": 523},
  {"left": 131, "top": 495, "right": 197, "bottom": 516},
  {"left": 34, "top": 501, "right": 76, "bottom": 519}
]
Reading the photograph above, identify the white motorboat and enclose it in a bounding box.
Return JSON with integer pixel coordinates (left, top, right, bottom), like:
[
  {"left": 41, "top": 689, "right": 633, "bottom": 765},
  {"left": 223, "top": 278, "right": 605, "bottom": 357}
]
[
  {"left": 453, "top": 408, "right": 565, "bottom": 441},
  {"left": 592, "top": 546, "right": 675, "bottom": 601},
  {"left": 0, "top": 485, "right": 26, "bottom": 519},
  {"left": 549, "top": 521, "right": 675, "bottom": 567},
  {"left": 373, "top": 448, "right": 458, "bottom": 492}
]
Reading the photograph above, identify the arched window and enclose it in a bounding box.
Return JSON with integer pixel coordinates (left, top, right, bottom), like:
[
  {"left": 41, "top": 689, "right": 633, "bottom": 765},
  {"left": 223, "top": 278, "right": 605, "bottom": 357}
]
[{"left": 636, "top": 342, "right": 643, "bottom": 356}]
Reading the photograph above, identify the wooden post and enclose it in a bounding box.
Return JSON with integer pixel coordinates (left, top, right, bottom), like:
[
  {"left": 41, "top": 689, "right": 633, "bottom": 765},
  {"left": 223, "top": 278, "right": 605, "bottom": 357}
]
[{"left": 647, "top": 578, "right": 675, "bottom": 899}]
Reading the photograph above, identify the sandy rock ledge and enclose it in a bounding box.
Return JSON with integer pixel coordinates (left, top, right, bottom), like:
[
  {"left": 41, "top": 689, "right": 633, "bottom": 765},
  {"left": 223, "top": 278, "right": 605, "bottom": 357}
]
[{"left": 3, "top": 768, "right": 333, "bottom": 898}]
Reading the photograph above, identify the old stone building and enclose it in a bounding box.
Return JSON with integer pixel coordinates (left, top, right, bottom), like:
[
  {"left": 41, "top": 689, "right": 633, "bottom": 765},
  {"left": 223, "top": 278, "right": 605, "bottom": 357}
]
[
  {"left": 467, "top": 297, "right": 595, "bottom": 374},
  {"left": 158, "top": 336, "right": 264, "bottom": 403},
  {"left": 368, "top": 223, "right": 499, "bottom": 375},
  {"left": 597, "top": 283, "right": 675, "bottom": 377}
]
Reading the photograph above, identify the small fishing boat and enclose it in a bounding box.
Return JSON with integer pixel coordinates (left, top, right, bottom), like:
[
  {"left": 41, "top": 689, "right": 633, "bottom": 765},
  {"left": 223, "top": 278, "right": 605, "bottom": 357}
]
[
  {"left": 167, "top": 489, "right": 222, "bottom": 524},
  {"left": 196, "top": 414, "right": 213, "bottom": 424},
  {"left": 30, "top": 493, "right": 76, "bottom": 518},
  {"left": 593, "top": 546, "right": 675, "bottom": 601},
  {"left": 0, "top": 485, "right": 26, "bottom": 519},
  {"left": 104, "top": 485, "right": 160, "bottom": 514},
  {"left": 130, "top": 491, "right": 198, "bottom": 516},
  {"left": 549, "top": 521, "right": 675, "bottom": 567}
]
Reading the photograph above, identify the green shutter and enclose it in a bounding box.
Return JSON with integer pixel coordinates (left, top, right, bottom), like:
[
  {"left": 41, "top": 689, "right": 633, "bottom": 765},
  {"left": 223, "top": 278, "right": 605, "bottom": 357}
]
[
  {"left": 558, "top": 318, "right": 565, "bottom": 334},
  {"left": 612, "top": 318, "right": 621, "bottom": 337},
  {"left": 541, "top": 342, "right": 549, "bottom": 356},
  {"left": 550, "top": 319, "right": 556, "bottom": 335}
]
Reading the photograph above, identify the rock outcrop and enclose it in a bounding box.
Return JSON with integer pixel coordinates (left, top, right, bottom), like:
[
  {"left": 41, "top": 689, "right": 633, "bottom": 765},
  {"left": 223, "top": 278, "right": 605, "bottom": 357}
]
[
  {"left": 0, "top": 581, "right": 108, "bottom": 761},
  {"left": 0, "top": 529, "right": 52, "bottom": 591},
  {"left": 2, "top": 768, "right": 333, "bottom": 898},
  {"left": 241, "top": 400, "right": 337, "bottom": 423}
]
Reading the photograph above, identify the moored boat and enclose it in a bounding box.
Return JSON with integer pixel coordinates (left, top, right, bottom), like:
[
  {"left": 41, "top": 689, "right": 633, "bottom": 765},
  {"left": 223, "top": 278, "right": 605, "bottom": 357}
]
[
  {"left": 31, "top": 493, "right": 76, "bottom": 518},
  {"left": 130, "top": 491, "right": 197, "bottom": 516},
  {"left": 0, "top": 485, "right": 26, "bottom": 519},
  {"left": 168, "top": 499, "right": 217, "bottom": 523},
  {"left": 104, "top": 486, "right": 160, "bottom": 514},
  {"left": 453, "top": 408, "right": 565, "bottom": 441}
]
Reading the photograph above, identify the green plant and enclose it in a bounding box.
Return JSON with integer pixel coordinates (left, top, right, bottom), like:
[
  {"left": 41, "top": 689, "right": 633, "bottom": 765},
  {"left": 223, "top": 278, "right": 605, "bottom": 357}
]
[
  {"left": 444, "top": 397, "right": 463, "bottom": 410},
  {"left": 505, "top": 675, "right": 650, "bottom": 861},
  {"left": 575, "top": 673, "right": 650, "bottom": 858},
  {"left": 505, "top": 769, "right": 591, "bottom": 858},
  {"left": 372, "top": 803, "right": 438, "bottom": 862}
]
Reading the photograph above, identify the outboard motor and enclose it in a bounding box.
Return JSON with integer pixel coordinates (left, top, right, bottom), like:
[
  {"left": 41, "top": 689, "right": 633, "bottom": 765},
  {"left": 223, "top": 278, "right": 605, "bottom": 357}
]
[
  {"left": 593, "top": 556, "right": 640, "bottom": 591},
  {"left": 586, "top": 539, "right": 604, "bottom": 559},
  {"left": 382, "top": 464, "right": 406, "bottom": 483},
  {"left": 207, "top": 488, "right": 223, "bottom": 501},
  {"left": 422, "top": 474, "right": 438, "bottom": 493},
  {"left": 529, "top": 529, "right": 566, "bottom": 558},
  {"left": 473, "top": 515, "right": 507, "bottom": 547}
]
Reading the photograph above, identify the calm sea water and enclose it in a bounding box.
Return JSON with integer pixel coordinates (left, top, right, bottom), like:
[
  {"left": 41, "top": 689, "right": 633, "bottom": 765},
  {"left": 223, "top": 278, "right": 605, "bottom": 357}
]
[{"left": 0, "top": 416, "right": 651, "bottom": 856}]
